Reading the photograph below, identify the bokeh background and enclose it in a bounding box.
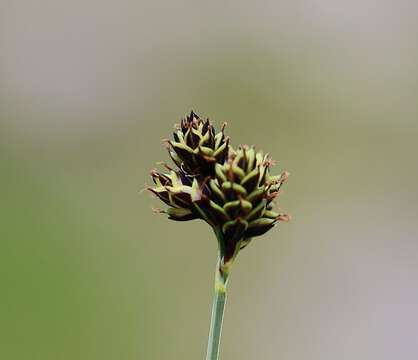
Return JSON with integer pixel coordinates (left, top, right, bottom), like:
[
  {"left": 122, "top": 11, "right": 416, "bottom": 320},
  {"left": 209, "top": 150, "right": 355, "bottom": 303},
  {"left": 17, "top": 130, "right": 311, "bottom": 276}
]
[{"left": 1, "top": 1, "right": 418, "bottom": 359}]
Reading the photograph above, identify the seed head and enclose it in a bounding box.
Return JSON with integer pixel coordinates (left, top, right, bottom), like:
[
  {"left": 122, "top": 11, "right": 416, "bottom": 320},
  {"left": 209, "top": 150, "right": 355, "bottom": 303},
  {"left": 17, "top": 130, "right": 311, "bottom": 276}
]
[{"left": 149, "top": 117, "right": 290, "bottom": 265}]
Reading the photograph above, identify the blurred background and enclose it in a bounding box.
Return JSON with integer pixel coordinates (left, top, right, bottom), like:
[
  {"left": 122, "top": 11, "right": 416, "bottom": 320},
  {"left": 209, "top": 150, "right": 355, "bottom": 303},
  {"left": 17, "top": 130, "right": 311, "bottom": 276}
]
[{"left": 1, "top": 1, "right": 418, "bottom": 359}]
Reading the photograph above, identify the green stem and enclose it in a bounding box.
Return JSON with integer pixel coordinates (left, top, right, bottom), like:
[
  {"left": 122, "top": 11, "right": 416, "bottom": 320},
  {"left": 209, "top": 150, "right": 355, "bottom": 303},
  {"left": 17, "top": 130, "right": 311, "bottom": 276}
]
[{"left": 206, "top": 262, "right": 228, "bottom": 360}]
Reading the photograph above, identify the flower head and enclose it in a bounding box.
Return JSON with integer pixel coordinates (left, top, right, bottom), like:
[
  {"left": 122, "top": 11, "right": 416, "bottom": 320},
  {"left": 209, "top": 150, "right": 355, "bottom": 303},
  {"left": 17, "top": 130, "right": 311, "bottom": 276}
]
[{"left": 149, "top": 125, "right": 289, "bottom": 265}]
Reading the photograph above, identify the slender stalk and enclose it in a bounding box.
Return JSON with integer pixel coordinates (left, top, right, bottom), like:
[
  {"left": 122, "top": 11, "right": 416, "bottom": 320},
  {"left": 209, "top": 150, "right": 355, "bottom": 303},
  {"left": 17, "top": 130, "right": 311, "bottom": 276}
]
[{"left": 206, "top": 262, "right": 228, "bottom": 360}]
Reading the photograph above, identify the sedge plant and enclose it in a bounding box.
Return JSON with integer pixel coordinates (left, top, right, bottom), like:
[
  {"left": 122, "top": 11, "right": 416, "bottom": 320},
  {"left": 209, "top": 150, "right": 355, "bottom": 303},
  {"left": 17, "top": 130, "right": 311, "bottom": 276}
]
[{"left": 148, "top": 111, "right": 290, "bottom": 360}]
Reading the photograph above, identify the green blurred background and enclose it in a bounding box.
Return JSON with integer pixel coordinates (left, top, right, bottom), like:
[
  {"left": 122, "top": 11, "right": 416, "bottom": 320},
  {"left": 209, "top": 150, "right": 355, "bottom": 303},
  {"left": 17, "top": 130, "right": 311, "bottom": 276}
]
[{"left": 1, "top": 1, "right": 418, "bottom": 359}]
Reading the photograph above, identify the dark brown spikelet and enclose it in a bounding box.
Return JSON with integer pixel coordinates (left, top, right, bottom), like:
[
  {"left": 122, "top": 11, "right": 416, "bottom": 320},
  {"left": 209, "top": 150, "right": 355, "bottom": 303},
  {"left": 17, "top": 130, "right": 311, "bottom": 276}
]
[
  {"left": 148, "top": 168, "right": 200, "bottom": 221},
  {"left": 167, "top": 111, "right": 230, "bottom": 178}
]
